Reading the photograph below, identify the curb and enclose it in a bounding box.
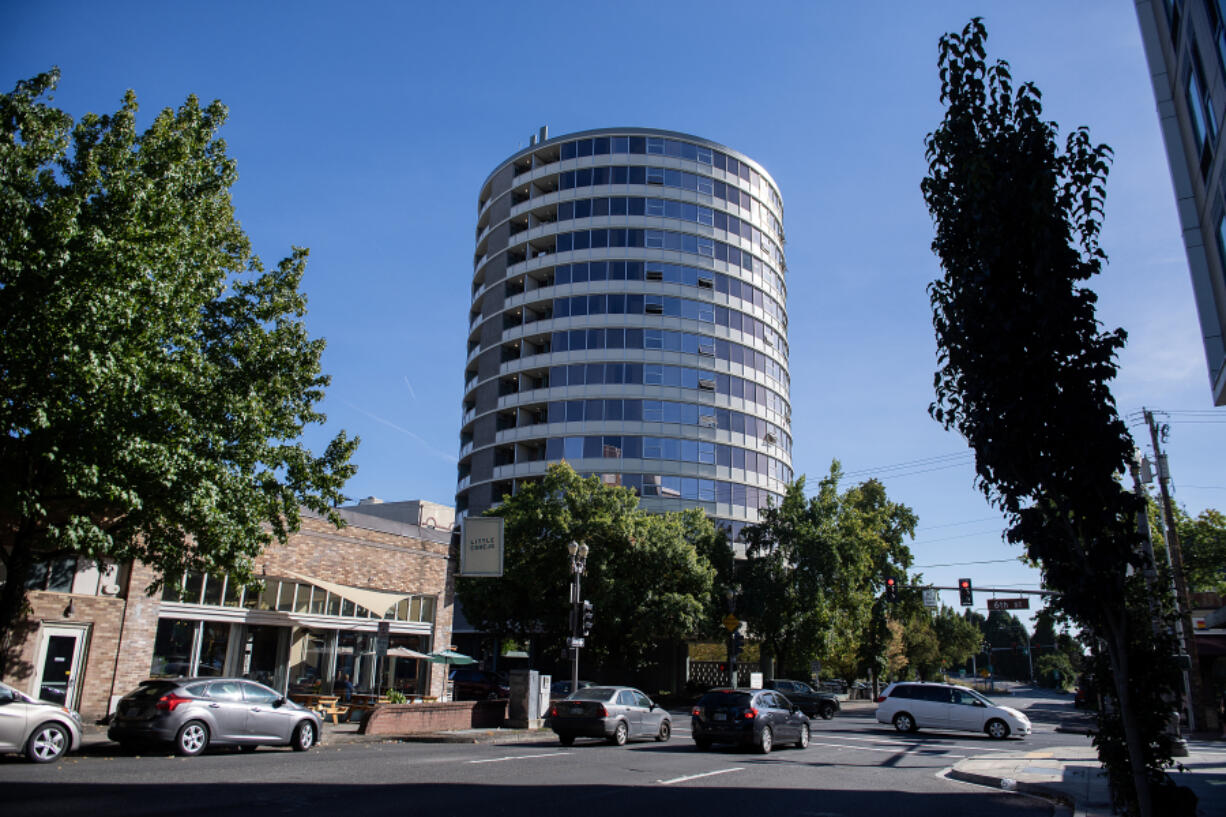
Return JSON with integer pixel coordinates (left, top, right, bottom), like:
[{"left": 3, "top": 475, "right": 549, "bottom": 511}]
[
  {"left": 389, "top": 730, "right": 560, "bottom": 745},
  {"left": 946, "top": 766, "right": 1076, "bottom": 815}
]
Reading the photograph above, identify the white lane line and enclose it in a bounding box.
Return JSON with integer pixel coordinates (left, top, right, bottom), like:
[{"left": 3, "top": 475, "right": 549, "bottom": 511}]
[
  {"left": 826, "top": 734, "right": 1016, "bottom": 753},
  {"left": 657, "top": 767, "right": 745, "bottom": 785},
  {"left": 468, "top": 752, "right": 572, "bottom": 764},
  {"left": 807, "top": 740, "right": 967, "bottom": 758}
]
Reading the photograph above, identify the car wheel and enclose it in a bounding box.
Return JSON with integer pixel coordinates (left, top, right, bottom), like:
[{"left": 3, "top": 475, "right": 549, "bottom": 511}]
[
  {"left": 757, "top": 726, "right": 773, "bottom": 754},
  {"left": 819, "top": 703, "right": 836, "bottom": 720},
  {"left": 656, "top": 720, "right": 671, "bottom": 742},
  {"left": 694, "top": 738, "right": 711, "bottom": 751},
  {"left": 175, "top": 721, "right": 209, "bottom": 757},
  {"left": 26, "top": 721, "right": 69, "bottom": 763},
  {"left": 609, "top": 720, "right": 628, "bottom": 746},
  {"left": 240, "top": 745, "right": 258, "bottom": 753},
  {"left": 292, "top": 720, "right": 317, "bottom": 751},
  {"left": 893, "top": 712, "right": 917, "bottom": 733},
  {"left": 796, "top": 722, "right": 810, "bottom": 749},
  {"left": 558, "top": 733, "right": 575, "bottom": 746},
  {"left": 986, "top": 719, "right": 1010, "bottom": 740}
]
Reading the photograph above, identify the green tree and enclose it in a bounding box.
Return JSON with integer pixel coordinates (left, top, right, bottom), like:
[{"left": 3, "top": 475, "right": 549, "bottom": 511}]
[
  {"left": 454, "top": 464, "right": 720, "bottom": 675},
  {"left": 922, "top": 21, "right": 1183, "bottom": 816},
  {"left": 932, "top": 605, "right": 984, "bottom": 675},
  {"left": 1148, "top": 501, "right": 1226, "bottom": 594},
  {"left": 741, "top": 465, "right": 916, "bottom": 679},
  {"left": 0, "top": 71, "right": 357, "bottom": 672}
]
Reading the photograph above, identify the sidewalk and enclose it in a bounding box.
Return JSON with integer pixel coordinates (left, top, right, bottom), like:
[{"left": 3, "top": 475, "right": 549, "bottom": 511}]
[{"left": 949, "top": 740, "right": 1226, "bottom": 816}]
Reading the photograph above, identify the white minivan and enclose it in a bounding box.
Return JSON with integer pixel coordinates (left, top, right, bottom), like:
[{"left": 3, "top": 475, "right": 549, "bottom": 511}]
[{"left": 874, "top": 681, "right": 1031, "bottom": 739}]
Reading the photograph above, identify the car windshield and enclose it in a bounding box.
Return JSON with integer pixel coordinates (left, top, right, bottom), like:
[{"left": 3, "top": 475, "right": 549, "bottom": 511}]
[
  {"left": 791, "top": 681, "right": 816, "bottom": 693},
  {"left": 567, "top": 686, "right": 618, "bottom": 701}
]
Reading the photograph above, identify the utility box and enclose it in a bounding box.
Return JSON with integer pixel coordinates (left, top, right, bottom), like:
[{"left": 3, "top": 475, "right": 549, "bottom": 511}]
[{"left": 508, "top": 669, "right": 544, "bottom": 729}]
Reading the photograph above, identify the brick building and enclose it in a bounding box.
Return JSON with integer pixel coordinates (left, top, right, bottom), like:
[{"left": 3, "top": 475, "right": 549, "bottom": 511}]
[{"left": 3, "top": 503, "right": 456, "bottom": 719}]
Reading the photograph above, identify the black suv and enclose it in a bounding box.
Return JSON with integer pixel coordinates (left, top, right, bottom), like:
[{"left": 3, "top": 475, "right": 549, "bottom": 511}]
[
  {"left": 691, "top": 688, "right": 811, "bottom": 754},
  {"left": 448, "top": 669, "right": 509, "bottom": 700},
  {"left": 764, "top": 679, "right": 841, "bottom": 719}
]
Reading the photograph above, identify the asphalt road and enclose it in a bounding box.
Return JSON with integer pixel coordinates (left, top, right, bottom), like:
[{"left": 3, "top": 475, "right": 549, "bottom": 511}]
[{"left": 1, "top": 699, "right": 1081, "bottom": 817}]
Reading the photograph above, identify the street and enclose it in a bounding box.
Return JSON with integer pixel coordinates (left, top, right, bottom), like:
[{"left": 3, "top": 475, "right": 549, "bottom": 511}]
[{"left": 0, "top": 699, "right": 1080, "bottom": 817}]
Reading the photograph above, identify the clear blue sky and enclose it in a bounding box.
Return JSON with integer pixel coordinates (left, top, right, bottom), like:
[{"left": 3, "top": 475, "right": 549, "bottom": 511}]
[{"left": 5, "top": 1, "right": 1222, "bottom": 625}]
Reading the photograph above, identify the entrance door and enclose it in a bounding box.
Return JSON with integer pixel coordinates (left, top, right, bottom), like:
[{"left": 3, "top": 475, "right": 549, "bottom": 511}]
[{"left": 34, "top": 626, "right": 87, "bottom": 709}]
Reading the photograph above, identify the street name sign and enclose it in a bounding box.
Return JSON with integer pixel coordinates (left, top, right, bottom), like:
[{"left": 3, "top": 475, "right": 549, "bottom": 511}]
[
  {"left": 567, "top": 637, "right": 585, "bottom": 648},
  {"left": 987, "top": 598, "right": 1030, "bottom": 611}
]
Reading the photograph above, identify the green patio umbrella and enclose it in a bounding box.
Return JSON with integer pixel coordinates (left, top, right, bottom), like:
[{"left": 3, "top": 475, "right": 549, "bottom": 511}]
[{"left": 427, "top": 649, "right": 476, "bottom": 700}]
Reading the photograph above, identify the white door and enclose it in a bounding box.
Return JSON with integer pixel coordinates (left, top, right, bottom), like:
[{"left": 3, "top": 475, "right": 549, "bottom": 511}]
[{"left": 33, "top": 625, "right": 88, "bottom": 710}]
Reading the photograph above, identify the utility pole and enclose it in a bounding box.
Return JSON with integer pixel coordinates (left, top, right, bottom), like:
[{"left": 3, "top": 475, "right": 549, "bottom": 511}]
[{"left": 1144, "top": 408, "right": 1206, "bottom": 733}]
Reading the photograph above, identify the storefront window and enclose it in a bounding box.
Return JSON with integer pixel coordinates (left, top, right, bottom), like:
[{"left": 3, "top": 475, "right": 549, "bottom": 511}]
[
  {"left": 310, "top": 588, "right": 327, "bottom": 614},
  {"left": 384, "top": 635, "right": 428, "bottom": 695},
  {"left": 239, "top": 624, "right": 285, "bottom": 689},
  {"left": 326, "top": 593, "right": 341, "bottom": 616},
  {"left": 293, "top": 584, "right": 310, "bottom": 613},
  {"left": 289, "top": 628, "right": 332, "bottom": 693},
  {"left": 420, "top": 597, "right": 435, "bottom": 623},
  {"left": 196, "top": 621, "right": 230, "bottom": 676},
  {"left": 150, "top": 619, "right": 197, "bottom": 677},
  {"left": 202, "top": 574, "right": 223, "bottom": 607},
  {"left": 182, "top": 573, "right": 204, "bottom": 605},
  {"left": 276, "top": 580, "right": 295, "bottom": 612}
]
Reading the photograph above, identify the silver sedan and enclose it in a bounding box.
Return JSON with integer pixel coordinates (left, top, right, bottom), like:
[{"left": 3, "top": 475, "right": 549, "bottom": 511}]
[
  {"left": 0, "top": 681, "right": 82, "bottom": 763},
  {"left": 546, "top": 685, "right": 671, "bottom": 746},
  {"left": 108, "top": 677, "right": 323, "bottom": 756}
]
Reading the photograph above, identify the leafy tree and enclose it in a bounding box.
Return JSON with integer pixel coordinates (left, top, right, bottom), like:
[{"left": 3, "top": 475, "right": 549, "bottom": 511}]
[
  {"left": 922, "top": 21, "right": 1182, "bottom": 816},
  {"left": 901, "top": 610, "right": 941, "bottom": 679},
  {"left": 1036, "top": 652, "right": 1076, "bottom": 690},
  {"left": 1148, "top": 501, "right": 1226, "bottom": 594},
  {"left": 932, "top": 605, "right": 984, "bottom": 674},
  {"left": 454, "top": 464, "right": 720, "bottom": 676},
  {"left": 741, "top": 465, "right": 916, "bottom": 679},
  {"left": 0, "top": 71, "right": 357, "bottom": 672}
]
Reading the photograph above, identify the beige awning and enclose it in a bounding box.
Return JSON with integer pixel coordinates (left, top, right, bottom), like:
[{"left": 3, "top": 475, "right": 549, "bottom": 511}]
[{"left": 285, "top": 570, "right": 415, "bottom": 617}]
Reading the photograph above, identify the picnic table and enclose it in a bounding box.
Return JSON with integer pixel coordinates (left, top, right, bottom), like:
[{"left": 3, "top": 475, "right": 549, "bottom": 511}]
[{"left": 290, "top": 693, "right": 349, "bottom": 723}]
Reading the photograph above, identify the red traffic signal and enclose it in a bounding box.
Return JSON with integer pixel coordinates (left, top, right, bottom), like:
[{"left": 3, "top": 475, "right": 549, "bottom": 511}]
[
  {"left": 885, "top": 577, "right": 898, "bottom": 602},
  {"left": 958, "top": 578, "right": 973, "bottom": 606}
]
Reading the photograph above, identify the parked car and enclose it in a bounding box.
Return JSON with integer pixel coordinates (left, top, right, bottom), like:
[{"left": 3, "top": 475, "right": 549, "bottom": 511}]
[
  {"left": 449, "top": 669, "right": 510, "bottom": 700},
  {"left": 549, "top": 679, "right": 596, "bottom": 697},
  {"left": 108, "top": 677, "right": 323, "bottom": 756},
  {"left": 764, "top": 679, "right": 841, "bottom": 719},
  {"left": 546, "top": 685, "right": 671, "bottom": 746},
  {"left": 0, "top": 681, "right": 82, "bottom": 763},
  {"left": 1074, "top": 675, "right": 1095, "bottom": 709},
  {"left": 691, "top": 688, "right": 811, "bottom": 754},
  {"left": 874, "top": 681, "right": 1031, "bottom": 739}
]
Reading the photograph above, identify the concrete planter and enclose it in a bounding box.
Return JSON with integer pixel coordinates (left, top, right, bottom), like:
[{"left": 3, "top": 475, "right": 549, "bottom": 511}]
[{"left": 359, "top": 699, "right": 508, "bottom": 735}]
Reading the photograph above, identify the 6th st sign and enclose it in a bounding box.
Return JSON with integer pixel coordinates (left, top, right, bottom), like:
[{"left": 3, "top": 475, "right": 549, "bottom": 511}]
[{"left": 987, "top": 598, "right": 1030, "bottom": 611}]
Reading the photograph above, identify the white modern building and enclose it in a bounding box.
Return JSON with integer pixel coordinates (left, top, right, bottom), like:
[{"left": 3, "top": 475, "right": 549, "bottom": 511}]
[
  {"left": 1137, "top": 0, "right": 1226, "bottom": 404},
  {"left": 457, "top": 128, "right": 792, "bottom": 546}
]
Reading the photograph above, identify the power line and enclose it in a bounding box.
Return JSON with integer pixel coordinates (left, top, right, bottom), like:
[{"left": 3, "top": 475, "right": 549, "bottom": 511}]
[{"left": 913, "top": 557, "right": 1021, "bottom": 568}]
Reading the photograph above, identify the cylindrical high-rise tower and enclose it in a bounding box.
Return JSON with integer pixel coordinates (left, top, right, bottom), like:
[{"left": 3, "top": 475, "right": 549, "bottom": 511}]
[{"left": 457, "top": 128, "right": 790, "bottom": 548}]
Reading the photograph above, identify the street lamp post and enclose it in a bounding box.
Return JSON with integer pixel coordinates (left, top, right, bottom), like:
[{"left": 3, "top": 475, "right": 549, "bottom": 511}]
[
  {"left": 725, "top": 588, "right": 737, "bottom": 688},
  {"left": 567, "top": 541, "right": 589, "bottom": 693}
]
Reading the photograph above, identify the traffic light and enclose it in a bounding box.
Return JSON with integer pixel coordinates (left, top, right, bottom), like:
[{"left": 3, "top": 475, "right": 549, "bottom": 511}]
[
  {"left": 581, "top": 600, "right": 594, "bottom": 636},
  {"left": 730, "top": 631, "right": 745, "bottom": 660},
  {"left": 885, "top": 577, "right": 898, "bottom": 602},
  {"left": 958, "top": 578, "right": 973, "bottom": 606}
]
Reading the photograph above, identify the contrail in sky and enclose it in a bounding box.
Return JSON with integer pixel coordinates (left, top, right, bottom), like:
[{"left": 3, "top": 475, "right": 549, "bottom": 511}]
[
  {"left": 342, "top": 400, "right": 455, "bottom": 463},
  {"left": 403, "top": 376, "right": 417, "bottom": 401}
]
